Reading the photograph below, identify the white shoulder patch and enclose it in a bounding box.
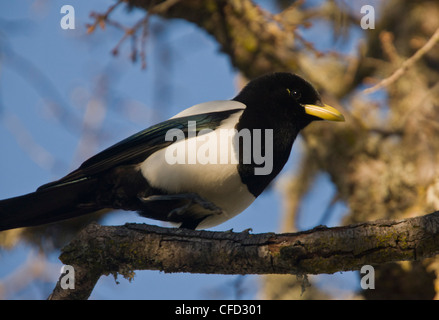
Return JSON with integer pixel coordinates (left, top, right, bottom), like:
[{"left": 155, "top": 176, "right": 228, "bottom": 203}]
[
  {"left": 171, "top": 100, "right": 246, "bottom": 119},
  {"left": 139, "top": 106, "right": 255, "bottom": 229}
]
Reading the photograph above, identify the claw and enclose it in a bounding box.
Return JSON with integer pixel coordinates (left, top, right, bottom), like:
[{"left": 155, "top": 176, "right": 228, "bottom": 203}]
[
  {"left": 241, "top": 228, "right": 253, "bottom": 234},
  {"left": 166, "top": 201, "right": 191, "bottom": 220}
]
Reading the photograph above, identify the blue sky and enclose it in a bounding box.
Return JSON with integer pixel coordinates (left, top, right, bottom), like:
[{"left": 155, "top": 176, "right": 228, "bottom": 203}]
[{"left": 0, "top": 0, "right": 363, "bottom": 299}]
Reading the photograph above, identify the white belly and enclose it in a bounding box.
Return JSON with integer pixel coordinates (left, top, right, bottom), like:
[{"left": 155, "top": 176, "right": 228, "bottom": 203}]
[{"left": 139, "top": 110, "right": 255, "bottom": 229}]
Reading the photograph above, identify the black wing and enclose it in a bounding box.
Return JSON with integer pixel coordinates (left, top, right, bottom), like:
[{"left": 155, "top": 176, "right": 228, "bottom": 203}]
[{"left": 38, "top": 109, "right": 243, "bottom": 190}]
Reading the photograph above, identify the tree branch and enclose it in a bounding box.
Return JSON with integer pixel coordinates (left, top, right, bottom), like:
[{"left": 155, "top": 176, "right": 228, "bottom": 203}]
[
  {"left": 125, "top": 0, "right": 310, "bottom": 78},
  {"left": 49, "top": 211, "right": 439, "bottom": 299},
  {"left": 363, "top": 27, "right": 439, "bottom": 94}
]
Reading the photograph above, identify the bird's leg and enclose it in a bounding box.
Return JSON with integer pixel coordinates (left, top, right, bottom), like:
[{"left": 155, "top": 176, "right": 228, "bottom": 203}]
[{"left": 140, "top": 193, "right": 223, "bottom": 220}]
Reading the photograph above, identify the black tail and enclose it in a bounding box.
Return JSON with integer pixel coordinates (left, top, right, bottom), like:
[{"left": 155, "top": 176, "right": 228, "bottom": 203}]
[{"left": 0, "top": 178, "right": 101, "bottom": 231}]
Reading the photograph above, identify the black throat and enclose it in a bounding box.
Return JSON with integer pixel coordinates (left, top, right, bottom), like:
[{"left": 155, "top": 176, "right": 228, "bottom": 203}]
[{"left": 233, "top": 100, "right": 309, "bottom": 198}]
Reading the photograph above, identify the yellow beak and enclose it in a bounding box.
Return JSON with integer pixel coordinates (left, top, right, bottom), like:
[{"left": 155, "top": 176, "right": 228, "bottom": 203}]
[{"left": 304, "top": 103, "right": 345, "bottom": 122}]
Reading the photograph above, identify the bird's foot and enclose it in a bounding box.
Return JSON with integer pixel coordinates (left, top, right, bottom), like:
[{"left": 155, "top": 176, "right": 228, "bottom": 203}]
[{"left": 140, "top": 193, "right": 223, "bottom": 220}]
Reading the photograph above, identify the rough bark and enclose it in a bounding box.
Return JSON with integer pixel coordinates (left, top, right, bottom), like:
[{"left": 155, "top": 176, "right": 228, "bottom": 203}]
[
  {"left": 128, "top": 0, "right": 307, "bottom": 79},
  {"left": 49, "top": 211, "right": 439, "bottom": 299}
]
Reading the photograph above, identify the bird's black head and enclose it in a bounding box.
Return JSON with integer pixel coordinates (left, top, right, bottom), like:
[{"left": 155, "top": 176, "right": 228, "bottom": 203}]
[{"left": 233, "top": 72, "right": 344, "bottom": 129}]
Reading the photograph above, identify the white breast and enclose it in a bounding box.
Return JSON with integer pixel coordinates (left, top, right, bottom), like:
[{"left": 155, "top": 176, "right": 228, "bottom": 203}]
[{"left": 139, "top": 101, "right": 255, "bottom": 229}]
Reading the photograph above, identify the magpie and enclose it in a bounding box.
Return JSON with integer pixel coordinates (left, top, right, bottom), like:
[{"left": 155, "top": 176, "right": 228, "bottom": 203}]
[{"left": 0, "top": 72, "right": 344, "bottom": 231}]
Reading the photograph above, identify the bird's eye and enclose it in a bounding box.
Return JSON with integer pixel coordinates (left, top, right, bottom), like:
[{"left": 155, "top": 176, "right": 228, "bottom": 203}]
[{"left": 287, "top": 88, "right": 301, "bottom": 100}]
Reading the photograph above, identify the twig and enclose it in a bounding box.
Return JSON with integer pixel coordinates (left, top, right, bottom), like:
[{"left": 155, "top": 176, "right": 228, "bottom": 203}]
[
  {"left": 364, "top": 27, "right": 439, "bottom": 94},
  {"left": 87, "top": 0, "right": 181, "bottom": 69},
  {"left": 379, "top": 31, "right": 400, "bottom": 64},
  {"left": 86, "top": 0, "right": 123, "bottom": 34},
  {"left": 149, "top": 0, "right": 181, "bottom": 14}
]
